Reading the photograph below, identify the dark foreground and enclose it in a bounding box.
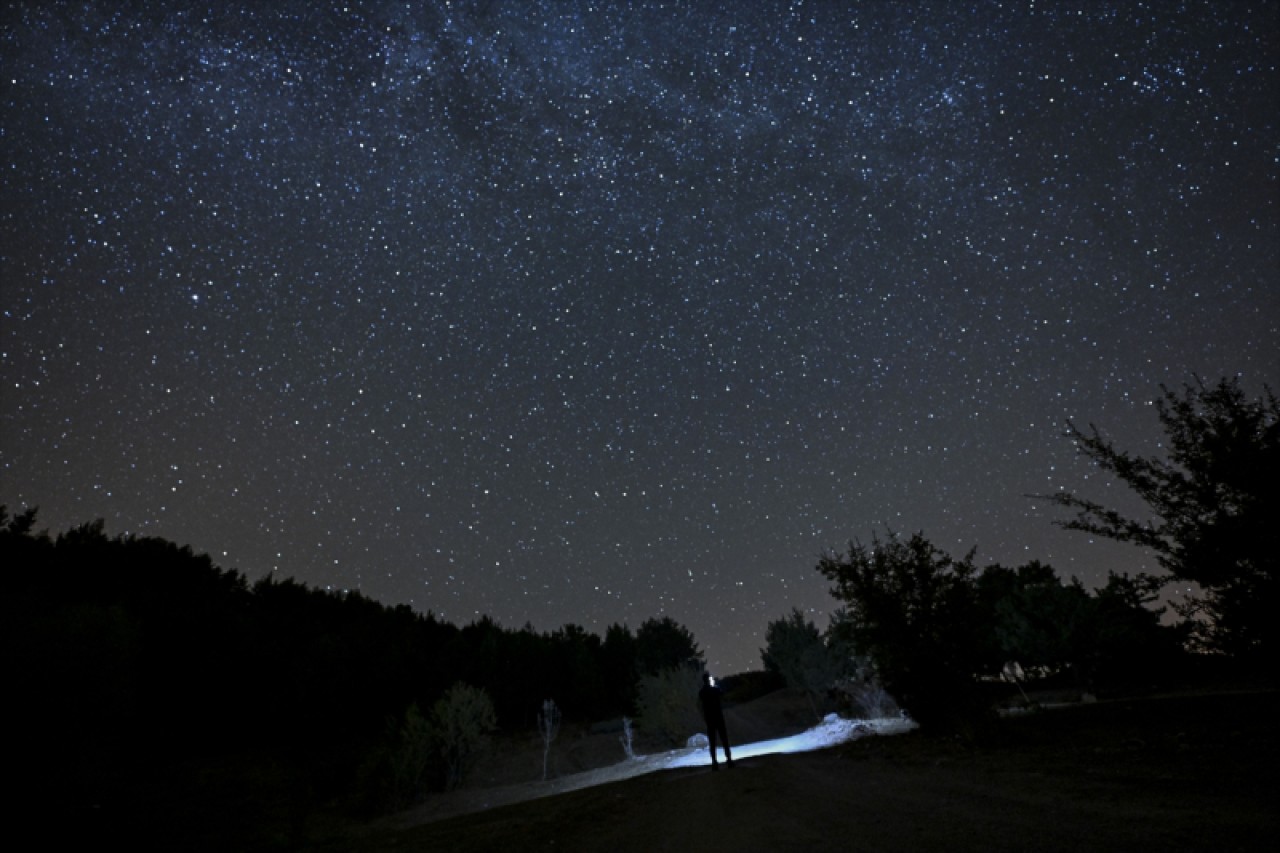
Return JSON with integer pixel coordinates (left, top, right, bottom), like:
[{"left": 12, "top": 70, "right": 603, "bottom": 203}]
[{"left": 331, "top": 690, "right": 1276, "bottom": 852}]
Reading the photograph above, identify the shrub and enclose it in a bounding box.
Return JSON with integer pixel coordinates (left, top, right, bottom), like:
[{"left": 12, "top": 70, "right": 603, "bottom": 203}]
[
  {"left": 431, "top": 683, "right": 497, "bottom": 790},
  {"left": 762, "top": 608, "right": 843, "bottom": 722},
  {"left": 636, "top": 664, "right": 703, "bottom": 746},
  {"left": 355, "top": 702, "right": 435, "bottom": 815},
  {"left": 818, "top": 531, "right": 989, "bottom": 732}
]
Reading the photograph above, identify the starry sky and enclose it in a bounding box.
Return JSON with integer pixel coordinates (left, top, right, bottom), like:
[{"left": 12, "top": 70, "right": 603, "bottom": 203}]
[{"left": 2, "top": 1, "right": 1277, "bottom": 672}]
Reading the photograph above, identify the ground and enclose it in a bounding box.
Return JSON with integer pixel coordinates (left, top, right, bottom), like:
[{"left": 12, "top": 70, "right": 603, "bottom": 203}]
[{"left": 318, "top": 689, "right": 1276, "bottom": 852}]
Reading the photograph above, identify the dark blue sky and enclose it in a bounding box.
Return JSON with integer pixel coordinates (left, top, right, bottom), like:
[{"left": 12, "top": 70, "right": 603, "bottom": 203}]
[{"left": 3, "top": 1, "right": 1276, "bottom": 671}]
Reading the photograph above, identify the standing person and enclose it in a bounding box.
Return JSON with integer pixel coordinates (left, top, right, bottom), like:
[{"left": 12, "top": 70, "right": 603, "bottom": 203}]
[{"left": 698, "top": 672, "right": 734, "bottom": 770}]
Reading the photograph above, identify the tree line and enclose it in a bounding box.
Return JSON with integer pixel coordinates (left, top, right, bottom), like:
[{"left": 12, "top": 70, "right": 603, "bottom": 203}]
[
  {"left": 1, "top": 510, "right": 701, "bottom": 825},
  {"left": 762, "top": 544, "right": 1186, "bottom": 732},
  {"left": 762, "top": 376, "right": 1277, "bottom": 733},
  {"left": 4, "top": 375, "right": 1273, "bottom": 842}
]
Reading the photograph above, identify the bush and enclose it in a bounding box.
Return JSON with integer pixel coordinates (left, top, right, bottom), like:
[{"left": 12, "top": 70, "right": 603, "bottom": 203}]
[
  {"left": 636, "top": 664, "right": 703, "bottom": 746},
  {"left": 818, "top": 531, "right": 990, "bottom": 732},
  {"left": 355, "top": 702, "right": 435, "bottom": 815},
  {"left": 836, "top": 676, "right": 900, "bottom": 719},
  {"left": 431, "top": 683, "right": 497, "bottom": 790},
  {"left": 762, "top": 608, "right": 842, "bottom": 722}
]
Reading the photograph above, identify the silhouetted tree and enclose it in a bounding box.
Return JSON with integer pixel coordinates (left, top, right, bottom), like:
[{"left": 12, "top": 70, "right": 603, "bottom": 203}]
[
  {"left": 977, "top": 562, "right": 1186, "bottom": 695},
  {"left": 545, "top": 623, "right": 605, "bottom": 719},
  {"left": 761, "top": 608, "right": 840, "bottom": 722},
  {"left": 634, "top": 616, "right": 703, "bottom": 676},
  {"left": 822, "top": 608, "right": 896, "bottom": 718},
  {"left": 600, "top": 622, "right": 639, "bottom": 715},
  {"left": 817, "top": 531, "right": 989, "bottom": 732},
  {"left": 1040, "top": 377, "right": 1279, "bottom": 663},
  {"left": 994, "top": 573, "right": 1093, "bottom": 683},
  {"left": 1, "top": 505, "right": 42, "bottom": 538},
  {"left": 1084, "top": 571, "right": 1188, "bottom": 687}
]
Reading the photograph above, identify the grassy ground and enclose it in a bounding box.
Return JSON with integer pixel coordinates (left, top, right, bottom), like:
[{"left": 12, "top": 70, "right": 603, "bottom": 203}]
[{"left": 324, "top": 690, "right": 1276, "bottom": 852}]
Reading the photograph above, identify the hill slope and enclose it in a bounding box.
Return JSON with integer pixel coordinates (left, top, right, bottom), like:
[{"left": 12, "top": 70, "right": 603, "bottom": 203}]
[{"left": 333, "top": 691, "right": 1276, "bottom": 853}]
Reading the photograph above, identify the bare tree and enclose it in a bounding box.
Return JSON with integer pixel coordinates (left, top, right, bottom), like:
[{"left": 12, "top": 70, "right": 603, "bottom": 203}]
[
  {"left": 537, "top": 698, "right": 561, "bottom": 781},
  {"left": 619, "top": 715, "right": 636, "bottom": 760}
]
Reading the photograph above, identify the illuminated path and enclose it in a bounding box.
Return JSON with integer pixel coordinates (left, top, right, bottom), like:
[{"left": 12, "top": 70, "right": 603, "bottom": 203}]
[
  {"left": 394, "top": 714, "right": 917, "bottom": 827},
  {"left": 655, "top": 713, "right": 916, "bottom": 770}
]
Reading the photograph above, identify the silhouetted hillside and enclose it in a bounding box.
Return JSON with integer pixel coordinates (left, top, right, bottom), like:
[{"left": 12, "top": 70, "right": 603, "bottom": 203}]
[{"left": 1, "top": 508, "right": 705, "bottom": 848}]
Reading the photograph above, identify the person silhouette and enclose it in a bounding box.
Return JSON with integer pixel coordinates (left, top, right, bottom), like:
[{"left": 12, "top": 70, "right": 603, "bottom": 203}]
[{"left": 698, "top": 672, "right": 734, "bottom": 770}]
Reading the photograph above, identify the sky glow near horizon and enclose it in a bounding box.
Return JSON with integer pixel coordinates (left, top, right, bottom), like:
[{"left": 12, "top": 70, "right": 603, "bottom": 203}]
[{"left": 2, "top": 1, "right": 1277, "bottom": 672}]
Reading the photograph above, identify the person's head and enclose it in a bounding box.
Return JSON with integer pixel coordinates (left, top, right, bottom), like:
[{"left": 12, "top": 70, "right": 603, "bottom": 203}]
[{"left": 703, "top": 672, "right": 713, "bottom": 685}]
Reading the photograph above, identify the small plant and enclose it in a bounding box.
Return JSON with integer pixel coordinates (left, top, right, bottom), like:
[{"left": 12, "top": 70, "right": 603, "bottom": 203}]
[
  {"left": 619, "top": 716, "right": 636, "bottom": 759},
  {"left": 389, "top": 703, "right": 435, "bottom": 803},
  {"left": 636, "top": 663, "right": 703, "bottom": 746},
  {"left": 431, "top": 682, "right": 497, "bottom": 790},
  {"left": 837, "top": 677, "right": 899, "bottom": 719},
  {"left": 354, "top": 702, "right": 434, "bottom": 815},
  {"left": 538, "top": 698, "right": 561, "bottom": 781}
]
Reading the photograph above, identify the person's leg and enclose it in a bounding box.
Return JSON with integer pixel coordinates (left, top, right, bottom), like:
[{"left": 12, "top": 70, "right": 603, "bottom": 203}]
[
  {"left": 707, "top": 723, "right": 720, "bottom": 767},
  {"left": 718, "top": 719, "right": 733, "bottom": 764}
]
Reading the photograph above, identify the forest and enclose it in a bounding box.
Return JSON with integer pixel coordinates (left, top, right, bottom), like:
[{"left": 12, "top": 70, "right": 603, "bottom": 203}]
[{"left": 2, "top": 508, "right": 707, "bottom": 832}]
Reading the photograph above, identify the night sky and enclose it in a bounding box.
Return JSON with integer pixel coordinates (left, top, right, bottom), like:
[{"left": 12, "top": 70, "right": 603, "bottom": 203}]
[{"left": 3, "top": 1, "right": 1276, "bottom": 672}]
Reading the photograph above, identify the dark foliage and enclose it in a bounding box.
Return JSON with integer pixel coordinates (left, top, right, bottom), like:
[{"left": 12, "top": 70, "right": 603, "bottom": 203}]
[
  {"left": 634, "top": 615, "right": 704, "bottom": 675},
  {"left": 978, "top": 563, "right": 1185, "bottom": 691},
  {"left": 817, "top": 531, "right": 990, "bottom": 732},
  {"left": 719, "top": 669, "right": 786, "bottom": 704},
  {"left": 1039, "top": 377, "right": 1279, "bottom": 663},
  {"left": 761, "top": 608, "right": 842, "bottom": 721},
  {"left": 816, "top": 532, "right": 1187, "bottom": 731},
  {"left": 0, "top": 508, "right": 701, "bottom": 842},
  {"left": 601, "top": 621, "right": 641, "bottom": 714}
]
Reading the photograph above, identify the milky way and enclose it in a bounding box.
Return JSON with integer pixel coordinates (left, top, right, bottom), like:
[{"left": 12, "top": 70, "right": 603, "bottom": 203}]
[{"left": 2, "top": 1, "right": 1276, "bottom": 671}]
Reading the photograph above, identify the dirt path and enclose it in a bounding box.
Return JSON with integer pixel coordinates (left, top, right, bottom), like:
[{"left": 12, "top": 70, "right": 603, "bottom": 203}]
[
  {"left": 378, "top": 715, "right": 910, "bottom": 832},
  {"left": 331, "top": 691, "right": 1276, "bottom": 853}
]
